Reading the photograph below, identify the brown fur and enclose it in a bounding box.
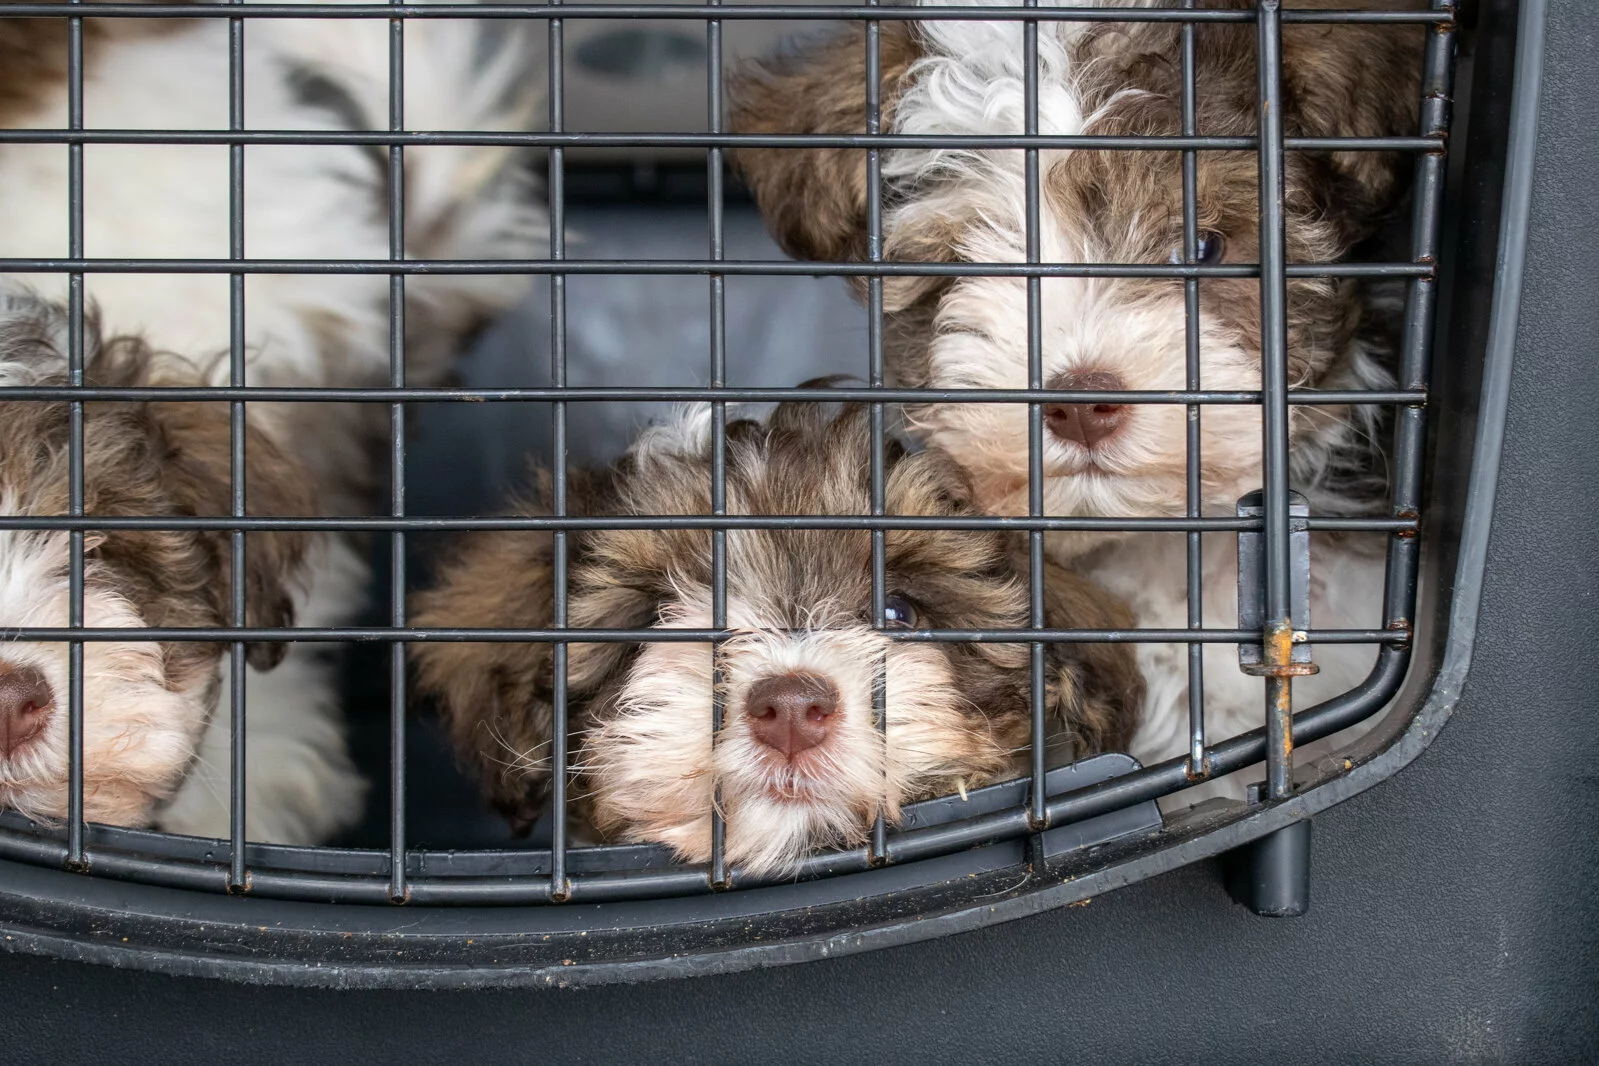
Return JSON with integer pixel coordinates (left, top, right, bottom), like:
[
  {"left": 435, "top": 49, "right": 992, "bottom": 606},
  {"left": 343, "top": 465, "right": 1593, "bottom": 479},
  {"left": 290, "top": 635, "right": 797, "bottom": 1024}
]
[
  {"left": 731, "top": 0, "right": 1425, "bottom": 370},
  {"left": 0, "top": 0, "right": 197, "bottom": 127},
  {"left": 412, "top": 398, "right": 1143, "bottom": 841},
  {"left": 732, "top": 1, "right": 1423, "bottom": 261},
  {"left": 730, "top": 22, "right": 923, "bottom": 266},
  {"left": 0, "top": 303, "right": 313, "bottom": 681}
]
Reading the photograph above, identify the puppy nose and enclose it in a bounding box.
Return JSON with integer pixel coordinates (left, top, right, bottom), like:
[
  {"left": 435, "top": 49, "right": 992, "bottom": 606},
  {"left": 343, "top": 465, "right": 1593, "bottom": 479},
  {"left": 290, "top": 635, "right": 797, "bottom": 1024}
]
[
  {"left": 0, "top": 664, "right": 53, "bottom": 759},
  {"left": 744, "top": 672, "right": 839, "bottom": 759},
  {"left": 1044, "top": 369, "right": 1128, "bottom": 449}
]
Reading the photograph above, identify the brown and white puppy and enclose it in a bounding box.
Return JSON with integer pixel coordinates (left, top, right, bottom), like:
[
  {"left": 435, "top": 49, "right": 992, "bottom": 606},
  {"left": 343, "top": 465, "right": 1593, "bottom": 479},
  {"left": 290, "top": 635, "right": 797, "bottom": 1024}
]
[
  {"left": 412, "top": 400, "right": 1143, "bottom": 874},
  {"left": 731, "top": 1, "right": 1426, "bottom": 802},
  {"left": 0, "top": 290, "right": 338, "bottom": 832}
]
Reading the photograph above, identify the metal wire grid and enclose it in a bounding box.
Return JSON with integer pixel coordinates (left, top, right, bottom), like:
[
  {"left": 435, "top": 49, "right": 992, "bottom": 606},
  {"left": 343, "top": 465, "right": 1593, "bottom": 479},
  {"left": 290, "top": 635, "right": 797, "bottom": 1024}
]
[{"left": 0, "top": 1, "right": 1454, "bottom": 905}]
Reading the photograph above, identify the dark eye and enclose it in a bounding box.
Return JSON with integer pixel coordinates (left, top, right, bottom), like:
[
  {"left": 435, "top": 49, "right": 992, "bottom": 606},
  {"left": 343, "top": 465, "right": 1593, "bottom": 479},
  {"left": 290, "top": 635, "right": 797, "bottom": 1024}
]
[
  {"left": 1168, "top": 230, "right": 1227, "bottom": 265},
  {"left": 882, "top": 593, "right": 921, "bottom": 630}
]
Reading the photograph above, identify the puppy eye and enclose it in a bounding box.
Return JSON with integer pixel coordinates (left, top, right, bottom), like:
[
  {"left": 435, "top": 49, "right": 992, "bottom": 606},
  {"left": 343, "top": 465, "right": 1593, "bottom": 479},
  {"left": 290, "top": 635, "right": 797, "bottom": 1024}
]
[
  {"left": 1168, "top": 230, "right": 1227, "bottom": 266},
  {"left": 881, "top": 593, "right": 921, "bottom": 630}
]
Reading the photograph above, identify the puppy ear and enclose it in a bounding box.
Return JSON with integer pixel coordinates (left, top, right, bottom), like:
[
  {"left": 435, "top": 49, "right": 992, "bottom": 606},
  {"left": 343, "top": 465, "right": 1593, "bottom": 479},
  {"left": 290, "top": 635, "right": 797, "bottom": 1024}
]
[
  {"left": 1033, "top": 557, "right": 1145, "bottom": 756},
  {"left": 143, "top": 396, "right": 315, "bottom": 672},
  {"left": 879, "top": 195, "right": 985, "bottom": 312},
  {"left": 892, "top": 445, "right": 978, "bottom": 515},
  {"left": 410, "top": 511, "right": 557, "bottom": 836},
  {"left": 730, "top": 23, "right": 921, "bottom": 264},
  {"left": 1279, "top": 6, "right": 1426, "bottom": 227}
]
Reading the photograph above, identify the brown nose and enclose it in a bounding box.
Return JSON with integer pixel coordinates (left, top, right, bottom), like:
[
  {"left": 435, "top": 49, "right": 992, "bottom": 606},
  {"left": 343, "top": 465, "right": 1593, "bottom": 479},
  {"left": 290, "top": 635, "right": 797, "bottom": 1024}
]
[
  {"left": 744, "top": 672, "right": 839, "bottom": 760},
  {"left": 0, "top": 664, "right": 53, "bottom": 760},
  {"left": 1044, "top": 369, "right": 1128, "bottom": 449}
]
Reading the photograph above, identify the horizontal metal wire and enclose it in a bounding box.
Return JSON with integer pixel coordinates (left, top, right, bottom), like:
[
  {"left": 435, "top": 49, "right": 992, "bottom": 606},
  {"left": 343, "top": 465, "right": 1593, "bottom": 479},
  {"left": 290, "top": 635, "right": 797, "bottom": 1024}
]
[
  {"left": 1, "top": 625, "right": 1407, "bottom": 644},
  {"left": 781, "top": 651, "right": 1408, "bottom": 881},
  {"left": 0, "top": 0, "right": 1455, "bottom": 914},
  {"left": 0, "top": 4, "right": 1456, "bottom": 23},
  {"left": 0, "top": 646, "right": 1413, "bottom": 905},
  {"left": 0, "top": 130, "right": 1444, "bottom": 152},
  {"left": 0, "top": 385, "right": 1428, "bottom": 405},
  {"left": 0, "top": 514, "right": 1415, "bottom": 533},
  {"left": 0, "top": 257, "right": 1431, "bottom": 279}
]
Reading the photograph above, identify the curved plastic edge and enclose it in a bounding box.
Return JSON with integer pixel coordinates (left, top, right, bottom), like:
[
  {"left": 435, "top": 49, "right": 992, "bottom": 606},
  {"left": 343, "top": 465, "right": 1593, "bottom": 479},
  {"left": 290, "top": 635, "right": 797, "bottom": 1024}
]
[{"left": 0, "top": 0, "right": 1544, "bottom": 990}]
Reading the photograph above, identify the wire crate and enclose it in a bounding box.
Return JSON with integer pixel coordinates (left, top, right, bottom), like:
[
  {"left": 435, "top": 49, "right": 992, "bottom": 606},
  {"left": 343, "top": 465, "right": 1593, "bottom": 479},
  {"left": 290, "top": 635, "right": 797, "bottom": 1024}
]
[{"left": 0, "top": 0, "right": 1534, "bottom": 988}]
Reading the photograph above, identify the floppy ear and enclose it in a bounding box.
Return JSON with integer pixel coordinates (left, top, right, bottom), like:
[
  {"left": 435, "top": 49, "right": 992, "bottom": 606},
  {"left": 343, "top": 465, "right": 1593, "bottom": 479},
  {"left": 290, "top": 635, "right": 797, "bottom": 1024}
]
[
  {"left": 409, "top": 499, "right": 557, "bottom": 836},
  {"left": 144, "top": 397, "right": 315, "bottom": 672},
  {"left": 1033, "top": 556, "right": 1145, "bottom": 756},
  {"left": 1278, "top": 1, "right": 1426, "bottom": 232},
  {"left": 730, "top": 23, "right": 922, "bottom": 265}
]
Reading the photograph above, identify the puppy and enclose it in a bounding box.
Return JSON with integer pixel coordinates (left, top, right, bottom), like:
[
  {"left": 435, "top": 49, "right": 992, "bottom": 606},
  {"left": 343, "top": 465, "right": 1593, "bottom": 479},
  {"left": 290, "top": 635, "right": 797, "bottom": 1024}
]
[
  {"left": 1, "top": 0, "right": 545, "bottom": 509},
  {"left": 1, "top": 2, "right": 547, "bottom": 838},
  {"left": 0, "top": 290, "right": 345, "bottom": 835},
  {"left": 731, "top": 1, "right": 1426, "bottom": 802},
  {"left": 411, "top": 400, "right": 1143, "bottom": 875}
]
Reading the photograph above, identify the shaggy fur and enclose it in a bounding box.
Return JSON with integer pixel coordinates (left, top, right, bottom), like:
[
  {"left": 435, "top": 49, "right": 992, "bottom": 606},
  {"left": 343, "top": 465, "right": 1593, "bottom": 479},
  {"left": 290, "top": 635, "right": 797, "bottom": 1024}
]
[
  {"left": 1, "top": 0, "right": 545, "bottom": 510},
  {"left": 0, "top": 0, "right": 548, "bottom": 839},
  {"left": 732, "top": 0, "right": 1425, "bottom": 801},
  {"left": 412, "top": 399, "right": 1144, "bottom": 875},
  {"left": 0, "top": 291, "right": 326, "bottom": 829}
]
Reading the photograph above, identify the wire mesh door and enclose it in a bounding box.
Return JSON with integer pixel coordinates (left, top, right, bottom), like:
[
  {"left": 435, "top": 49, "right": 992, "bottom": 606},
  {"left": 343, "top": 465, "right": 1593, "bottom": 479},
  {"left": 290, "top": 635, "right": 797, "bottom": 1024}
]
[{"left": 0, "top": 0, "right": 1455, "bottom": 913}]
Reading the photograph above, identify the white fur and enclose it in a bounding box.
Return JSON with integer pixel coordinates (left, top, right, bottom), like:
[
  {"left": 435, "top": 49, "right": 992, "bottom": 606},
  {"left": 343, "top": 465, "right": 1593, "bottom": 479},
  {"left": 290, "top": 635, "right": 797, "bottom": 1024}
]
[
  {"left": 0, "top": 524, "right": 211, "bottom": 825},
  {"left": 631, "top": 402, "right": 721, "bottom": 466},
  {"left": 1085, "top": 532, "right": 1385, "bottom": 808},
  {"left": 1, "top": 6, "right": 546, "bottom": 841},
  {"left": 1, "top": 5, "right": 542, "bottom": 390},
  {"left": 154, "top": 534, "right": 370, "bottom": 844},
  {"left": 881, "top": 0, "right": 1401, "bottom": 802},
  {"left": 588, "top": 595, "right": 997, "bottom": 876},
  {"left": 890, "top": 0, "right": 1392, "bottom": 527}
]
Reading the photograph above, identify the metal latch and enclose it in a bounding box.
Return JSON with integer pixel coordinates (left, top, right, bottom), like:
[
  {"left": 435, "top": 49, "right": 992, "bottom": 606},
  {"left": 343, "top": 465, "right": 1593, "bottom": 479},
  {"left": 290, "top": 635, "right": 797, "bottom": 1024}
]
[{"left": 1236, "top": 489, "right": 1316, "bottom": 676}]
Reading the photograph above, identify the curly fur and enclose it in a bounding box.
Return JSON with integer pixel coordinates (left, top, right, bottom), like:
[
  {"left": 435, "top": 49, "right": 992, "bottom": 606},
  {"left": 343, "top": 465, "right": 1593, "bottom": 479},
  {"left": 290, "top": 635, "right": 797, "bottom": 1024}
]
[
  {"left": 0, "top": 0, "right": 548, "bottom": 839},
  {"left": 0, "top": 290, "right": 328, "bottom": 830},
  {"left": 412, "top": 398, "right": 1144, "bottom": 874},
  {"left": 732, "top": 0, "right": 1426, "bottom": 802}
]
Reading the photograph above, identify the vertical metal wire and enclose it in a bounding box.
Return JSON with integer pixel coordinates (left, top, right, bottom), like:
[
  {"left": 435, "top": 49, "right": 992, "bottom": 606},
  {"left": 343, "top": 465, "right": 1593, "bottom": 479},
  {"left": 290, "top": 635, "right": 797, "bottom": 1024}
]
[
  {"left": 0, "top": 0, "right": 1456, "bottom": 906},
  {"left": 865, "top": 0, "right": 888, "bottom": 865},
  {"left": 1253, "top": 0, "right": 1294, "bottom": 801},
  {"left": 548, "top": 3, "right": 571, "bottom": 901},
  {"left": 1383, "top": 2, "right": 1455, "bottom": 634},
  {"left": 386, "top": 4, "right": 409, "bottom": 903},
  {"left": 1181, "top": 0, "right": 1206, "bottom": 778},
  {"left": 1023, "top": 0, "right": 1047, "bottom": 830},
  {"left": 227, "top": 0, "right": 249, "bottom": 891},
  {"left": 65, "top": 0, "right": 86, "bottom": 870},
  {"left": 707, "top": 0, "right": 729, "bottom": 887}
]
